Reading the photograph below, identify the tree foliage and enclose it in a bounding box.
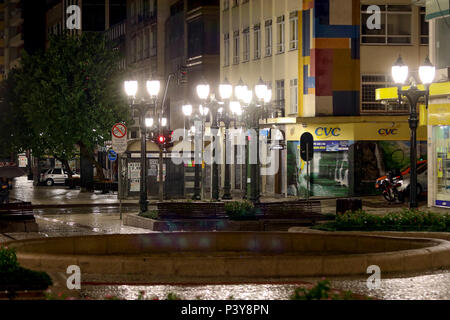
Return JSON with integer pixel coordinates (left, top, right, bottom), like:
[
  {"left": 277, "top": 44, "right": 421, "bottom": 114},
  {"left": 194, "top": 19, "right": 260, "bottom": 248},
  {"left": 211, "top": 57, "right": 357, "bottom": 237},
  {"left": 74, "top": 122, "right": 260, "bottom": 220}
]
[{"left": 2, "top": 32, "right": 130, "bottom": 176}]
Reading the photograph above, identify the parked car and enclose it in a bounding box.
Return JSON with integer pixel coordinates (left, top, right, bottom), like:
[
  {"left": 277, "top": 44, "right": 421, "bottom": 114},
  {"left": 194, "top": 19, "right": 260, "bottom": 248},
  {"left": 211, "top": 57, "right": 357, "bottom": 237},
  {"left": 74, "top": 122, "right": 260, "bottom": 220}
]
[
  {"left": 40, "top": 168, "right": 80, "bottom": 186},
  {"left": 375, "top": 160, "right": 427, "bottom": 202}
]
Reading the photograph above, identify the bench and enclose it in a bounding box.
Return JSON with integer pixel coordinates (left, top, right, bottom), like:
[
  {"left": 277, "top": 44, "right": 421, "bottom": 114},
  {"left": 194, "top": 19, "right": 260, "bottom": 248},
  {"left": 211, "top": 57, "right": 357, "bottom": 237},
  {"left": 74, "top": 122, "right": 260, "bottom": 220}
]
[
  {"left": 157, "top": 202, "right": 227, "bottom": 220},
  {"left": 0, "top": 202, "right": 37, "bottom": 232},
  {"left": 254, "top": 200, "right": 328, "bottom": 222},
  {"left": 0, "top": 202, "right": 34, "bottom": 215}
]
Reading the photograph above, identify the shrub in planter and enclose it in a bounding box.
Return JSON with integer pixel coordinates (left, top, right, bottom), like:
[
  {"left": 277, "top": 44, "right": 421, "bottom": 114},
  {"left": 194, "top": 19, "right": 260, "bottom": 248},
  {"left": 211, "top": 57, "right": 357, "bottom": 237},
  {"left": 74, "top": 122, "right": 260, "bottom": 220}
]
[
  {"left": 0, "top": 246, "right": 53, "bottom": 296},
  {"left": 315, "top": 209, "right": 450, "bottom": 232},
  {"left": 139, "top": 210, "right": 159, "bottom": 220},
  {"left": 225, "top": 201, "right": 257, "bottom": 220}
]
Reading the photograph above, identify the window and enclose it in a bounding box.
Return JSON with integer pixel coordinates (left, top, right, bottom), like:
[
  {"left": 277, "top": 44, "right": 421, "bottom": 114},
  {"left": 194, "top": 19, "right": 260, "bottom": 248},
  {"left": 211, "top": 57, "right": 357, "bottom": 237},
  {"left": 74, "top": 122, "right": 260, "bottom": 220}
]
[
  {"left": 435, "top": 16, "right": 450, "bottom": 69},
  {"left": 290, "top": 12, "right": 298, "bottom": 50},
  {"left": 150, "top": 26, "right": 157, "bottom": 56},
  {"left": 275, "top": 80, "right": 285, "bottom": 107},
  {"left": 233, "top": 30, "right": 240, "bottom": 64},
  {"left": 131, "top": 37, "right": 136, "bottom": 63},
  {"left": 361, "top": 75, "right": 407, "bottom": 112},
  {"left": 137, "top": 34, "right": 142, "bottom": 60},
  {"left": 361, "top": 5, "right": 412, "bottom": 44},
  {"left": 290, "top": 79, "right": 298, "bottom": 114},
  {"left": 419, "top": 7, "right": 429, "bottom": 45},
  {"left": 277, "top": 15, "right": 285, "bottom": 53},
  {"left": 223, "top": 0, "right": 229, "bottom": 10},
  {"left": 243, "top": 28, "right": 250, "bottom": 62},
  {"left": 130, "top": 1, "right": 136, "bottom": 24},
  {"left": 143, "top": 29, "right": 149, "bottom": 58},
  {"left": 224, "top": 33, "right": 230, "bottom": 66},
  {"left": 265, "top": 20, "right": 272, "bottom": 56},
  {"left": 254, "top": 24, "right": 261, "bottom": 59},
  {"left": 53, "top": 168, "right": 62, "bottom": 175}
]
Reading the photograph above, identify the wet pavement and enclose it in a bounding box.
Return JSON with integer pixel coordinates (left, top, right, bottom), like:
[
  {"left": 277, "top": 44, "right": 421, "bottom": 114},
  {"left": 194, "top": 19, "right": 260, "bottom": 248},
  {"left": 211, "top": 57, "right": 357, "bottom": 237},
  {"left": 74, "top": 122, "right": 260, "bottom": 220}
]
[
  {"left": 9, "top": 176, "right": 136, "bottom": 206},
  {"left": 2, "top": 176, "right": 450, "bottom": 300},
  {"left": 47, "top": 270, "right": 450, "bottom": 300}
]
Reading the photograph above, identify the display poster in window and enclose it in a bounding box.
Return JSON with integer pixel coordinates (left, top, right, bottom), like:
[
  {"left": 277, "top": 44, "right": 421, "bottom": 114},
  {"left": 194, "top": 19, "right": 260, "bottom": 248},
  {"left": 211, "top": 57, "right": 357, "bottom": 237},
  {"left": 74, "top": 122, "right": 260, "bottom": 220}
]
[
  {"left": 438, "top": 158, "right": 444, "bottom": 178},
  {"left": 128, "top": 162, "right": 140, "bottom": 191}
]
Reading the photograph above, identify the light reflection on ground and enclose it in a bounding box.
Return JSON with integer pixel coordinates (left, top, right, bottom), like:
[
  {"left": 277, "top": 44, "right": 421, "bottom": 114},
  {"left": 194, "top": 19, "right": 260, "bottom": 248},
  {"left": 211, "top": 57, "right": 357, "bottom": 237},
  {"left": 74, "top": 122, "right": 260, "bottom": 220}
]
[
  {"left": 76, "top": 269, "right": 450, "bottom": 300},
  {"left": 79, "top": 284, "right": 301, "bottom": 300}
]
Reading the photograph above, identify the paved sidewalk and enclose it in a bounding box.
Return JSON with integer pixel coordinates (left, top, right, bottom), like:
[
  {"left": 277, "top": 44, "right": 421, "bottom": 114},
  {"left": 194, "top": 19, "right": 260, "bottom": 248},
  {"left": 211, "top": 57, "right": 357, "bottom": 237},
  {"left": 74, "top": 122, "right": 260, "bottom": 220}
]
[
  {"left": 8, "top": 176, "right": 449, "bottom": 214},
  {"left": 10, "top": 176, "right": 137, "bottom": 207}
]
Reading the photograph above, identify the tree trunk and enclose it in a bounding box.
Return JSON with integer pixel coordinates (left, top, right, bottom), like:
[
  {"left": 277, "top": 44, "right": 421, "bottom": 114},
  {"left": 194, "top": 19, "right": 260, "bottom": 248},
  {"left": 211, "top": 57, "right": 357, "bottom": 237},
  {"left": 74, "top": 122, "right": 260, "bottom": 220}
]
[
  {"left": 53, "top": 156, "right": 73, "bottom": 177},
  {"left": 78, "top": 142, "right": 105, "bottom": 181}
]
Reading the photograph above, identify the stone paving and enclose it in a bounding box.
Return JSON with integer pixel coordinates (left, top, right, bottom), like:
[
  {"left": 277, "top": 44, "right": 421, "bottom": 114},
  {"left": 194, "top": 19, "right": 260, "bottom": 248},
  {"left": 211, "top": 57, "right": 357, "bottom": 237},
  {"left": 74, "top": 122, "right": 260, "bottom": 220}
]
[{"left": 9, "top": 176, "right": 449, "bottom": 217}]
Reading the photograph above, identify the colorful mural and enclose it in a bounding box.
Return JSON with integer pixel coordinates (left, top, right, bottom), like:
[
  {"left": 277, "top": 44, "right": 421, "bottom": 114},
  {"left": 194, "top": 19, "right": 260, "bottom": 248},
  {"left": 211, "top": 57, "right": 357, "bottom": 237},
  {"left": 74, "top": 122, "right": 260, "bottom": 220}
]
[
  {"left": 299, "top": 0, "right": 360, "bottom": 117},
  {"left": 287, "top": 140, "right": 427, "bottom": 198}
]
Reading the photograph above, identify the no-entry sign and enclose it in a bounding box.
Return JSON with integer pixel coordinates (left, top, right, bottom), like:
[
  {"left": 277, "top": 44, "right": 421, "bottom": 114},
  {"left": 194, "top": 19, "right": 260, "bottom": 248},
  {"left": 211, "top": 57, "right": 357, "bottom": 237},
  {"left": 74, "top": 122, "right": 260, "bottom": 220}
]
[{"left": 112, "top": 123, "right": 128, "bottom": 154}]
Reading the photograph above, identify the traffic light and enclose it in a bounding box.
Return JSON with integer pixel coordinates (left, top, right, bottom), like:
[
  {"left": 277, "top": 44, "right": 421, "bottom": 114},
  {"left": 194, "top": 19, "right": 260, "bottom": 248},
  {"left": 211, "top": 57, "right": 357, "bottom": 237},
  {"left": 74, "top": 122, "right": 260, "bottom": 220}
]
[
  {"left": 154, "top": 130, "right": 174, "bottom": 150},
  {"left": 178, "top": 65, "right": 188, "bottom": 85},
  {"left": 157, "top": 135, "right": 166, "bottom": 144}
]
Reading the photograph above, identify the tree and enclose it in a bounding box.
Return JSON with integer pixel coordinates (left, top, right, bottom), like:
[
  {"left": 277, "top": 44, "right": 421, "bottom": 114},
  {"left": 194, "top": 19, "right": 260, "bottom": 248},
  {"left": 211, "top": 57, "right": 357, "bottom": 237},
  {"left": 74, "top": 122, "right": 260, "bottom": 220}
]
[{"left": 3, "top": 32, "right": 130, "bottom": 180}]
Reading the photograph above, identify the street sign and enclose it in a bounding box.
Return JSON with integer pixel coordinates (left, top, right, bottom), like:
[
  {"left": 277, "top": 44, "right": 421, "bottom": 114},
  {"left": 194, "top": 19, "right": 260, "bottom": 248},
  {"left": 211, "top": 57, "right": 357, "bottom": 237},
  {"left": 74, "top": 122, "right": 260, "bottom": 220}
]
[
  {"left": 300, "top": 132, "right": 314, "bottom": 162},
  {"left": 112, "top": 123, "right": 128, "bottom": 154},
  {"left": 108, "top": 149, "right": 117, "bottom": 161},
  {"left": 112, "top": 123, "right": 127, "bottom": 139},
  {"left": 18, "top": 155, "right": 28, "bottom": 168}
]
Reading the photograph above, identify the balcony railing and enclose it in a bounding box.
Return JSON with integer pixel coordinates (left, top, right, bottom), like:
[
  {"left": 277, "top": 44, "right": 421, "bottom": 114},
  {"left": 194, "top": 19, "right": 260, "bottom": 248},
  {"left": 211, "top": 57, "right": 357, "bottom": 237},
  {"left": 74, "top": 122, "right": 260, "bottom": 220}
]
[{"left": 106, "top": 21, "right": 126, "bottom": 41}]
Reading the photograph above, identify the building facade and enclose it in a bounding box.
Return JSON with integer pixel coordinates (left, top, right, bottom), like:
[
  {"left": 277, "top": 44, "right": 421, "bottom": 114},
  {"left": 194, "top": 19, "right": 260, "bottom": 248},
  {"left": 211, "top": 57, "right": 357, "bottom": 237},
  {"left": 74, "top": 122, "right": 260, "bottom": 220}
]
[
  {"left": 3, "top": 0, "right": 24, "bottom": 78},
  {"left": 376, "top": 0, "right": 450, "bottom": 209},
  {"left": 220, "top": 0, "right": 430, "bottom": 198}
]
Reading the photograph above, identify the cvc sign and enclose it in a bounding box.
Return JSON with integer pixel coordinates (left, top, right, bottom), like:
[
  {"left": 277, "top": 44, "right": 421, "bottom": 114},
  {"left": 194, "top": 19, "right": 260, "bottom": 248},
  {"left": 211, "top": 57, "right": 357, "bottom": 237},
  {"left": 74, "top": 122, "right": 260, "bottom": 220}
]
[
  {"left": 315, "top": 127, "right": 341, "bottom": 137},
  {"left": 378, "top": 128, "right": 398, "bottom": 136}
]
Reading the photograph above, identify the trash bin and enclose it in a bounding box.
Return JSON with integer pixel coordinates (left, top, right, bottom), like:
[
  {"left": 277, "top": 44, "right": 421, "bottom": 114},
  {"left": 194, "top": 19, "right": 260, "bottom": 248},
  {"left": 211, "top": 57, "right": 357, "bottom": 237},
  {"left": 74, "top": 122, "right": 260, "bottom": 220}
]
[{"left": 336, "top": 198, "right": 362, "bottom": 215}]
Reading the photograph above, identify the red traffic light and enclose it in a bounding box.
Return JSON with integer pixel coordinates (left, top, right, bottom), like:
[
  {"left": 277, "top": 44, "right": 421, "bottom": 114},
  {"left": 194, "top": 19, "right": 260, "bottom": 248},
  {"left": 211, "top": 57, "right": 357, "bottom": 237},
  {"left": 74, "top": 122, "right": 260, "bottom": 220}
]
[{"left": 158, "top": 135, "right": 166, "bottom": 144}]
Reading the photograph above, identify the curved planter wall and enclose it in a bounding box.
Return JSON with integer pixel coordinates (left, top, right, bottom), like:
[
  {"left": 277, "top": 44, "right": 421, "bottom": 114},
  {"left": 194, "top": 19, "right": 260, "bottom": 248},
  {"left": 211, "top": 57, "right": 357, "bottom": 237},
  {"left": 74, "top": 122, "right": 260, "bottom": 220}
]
[{"left": 7, "top": 232, "right": 450, "bottom": 278}]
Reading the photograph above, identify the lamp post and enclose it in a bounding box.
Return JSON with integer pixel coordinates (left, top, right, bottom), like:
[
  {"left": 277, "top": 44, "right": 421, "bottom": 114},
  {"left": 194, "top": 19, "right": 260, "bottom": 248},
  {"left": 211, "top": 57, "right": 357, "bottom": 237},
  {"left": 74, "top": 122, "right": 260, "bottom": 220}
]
[
  {"left": 125, "top": 79, "right": 161, "bottom": 213},
  {"left": 391, "top": 56, "right": 435, "bottom": 209},
  {"left": 182, "top": 104, "right": 193, "bottom": 139},
  {"left": 191, "top": 82, "right": 210, "bottom": 200}
]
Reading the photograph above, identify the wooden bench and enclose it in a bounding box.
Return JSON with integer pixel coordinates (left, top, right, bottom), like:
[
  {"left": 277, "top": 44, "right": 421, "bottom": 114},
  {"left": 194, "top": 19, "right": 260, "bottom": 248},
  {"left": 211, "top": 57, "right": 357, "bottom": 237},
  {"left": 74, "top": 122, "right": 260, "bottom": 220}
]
[
  {"left": 0, "top": 202, "right": 37, "bottom": 232},
  {"left": 157, "top": 202, "right": 227, "bottom": 220},
  {"left": 0, "top": 202, "right": 34, "bottom": 216},
  {"left": 254, "top": 200, "right": 328, "bottom": 222}
]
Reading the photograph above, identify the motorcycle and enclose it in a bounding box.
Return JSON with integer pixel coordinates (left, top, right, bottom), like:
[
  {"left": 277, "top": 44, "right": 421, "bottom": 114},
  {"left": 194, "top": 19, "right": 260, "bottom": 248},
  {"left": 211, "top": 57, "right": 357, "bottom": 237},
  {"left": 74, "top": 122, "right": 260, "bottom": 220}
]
[{"left": 376, "top": 169, "right": 404, "bottom": 203}]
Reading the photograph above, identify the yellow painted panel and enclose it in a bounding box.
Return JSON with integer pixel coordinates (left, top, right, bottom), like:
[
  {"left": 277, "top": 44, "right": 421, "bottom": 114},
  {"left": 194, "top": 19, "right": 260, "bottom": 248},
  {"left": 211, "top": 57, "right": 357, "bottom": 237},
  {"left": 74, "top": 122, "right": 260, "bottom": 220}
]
[
  {"left": 419, "top": 104, "right": 427, "bottom": 126},
  {"left": 428, "top": 103, "right": 450, "bottom": 126},
  {"left": 376, "top": 82, "right": 450, "bottom": 100},
  {"left": 286, "top": 121, "right": 427, "bottom": 141}
]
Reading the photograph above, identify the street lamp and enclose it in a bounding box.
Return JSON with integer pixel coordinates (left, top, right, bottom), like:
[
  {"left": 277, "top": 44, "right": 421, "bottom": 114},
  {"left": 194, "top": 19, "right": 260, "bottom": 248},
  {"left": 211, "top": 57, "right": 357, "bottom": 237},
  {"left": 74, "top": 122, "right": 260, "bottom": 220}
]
[
  {"left": 255, "top": 77, "right": 268, "bottom": 102},
  {"left": 125, "top": 79, "right": 161, "bottom": 213},
  {"left": 145, "top": 118, "right": 154, "bottom": 128},
  {"left": 235, "top": 78, "right": 248, "bottom": 101},
  {"left": 125, "top": 81, "right": 138, "bottom": 97},
  {"left": 219, "top": 78, "right": 233, "bottom": 100},
  {"left": 182, "top": 104, "right": 193, "bottom": 138},
  {"left": 391, "top": 55, "right": 435, "bottom": 208}
]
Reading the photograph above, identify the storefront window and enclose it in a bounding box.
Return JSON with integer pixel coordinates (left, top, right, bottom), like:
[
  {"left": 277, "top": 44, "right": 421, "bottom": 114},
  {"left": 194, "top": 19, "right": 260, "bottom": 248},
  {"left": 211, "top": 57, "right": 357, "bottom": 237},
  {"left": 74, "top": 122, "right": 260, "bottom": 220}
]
[{"left": 433, "top": 126, "right": 450, "bottom": 207}]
